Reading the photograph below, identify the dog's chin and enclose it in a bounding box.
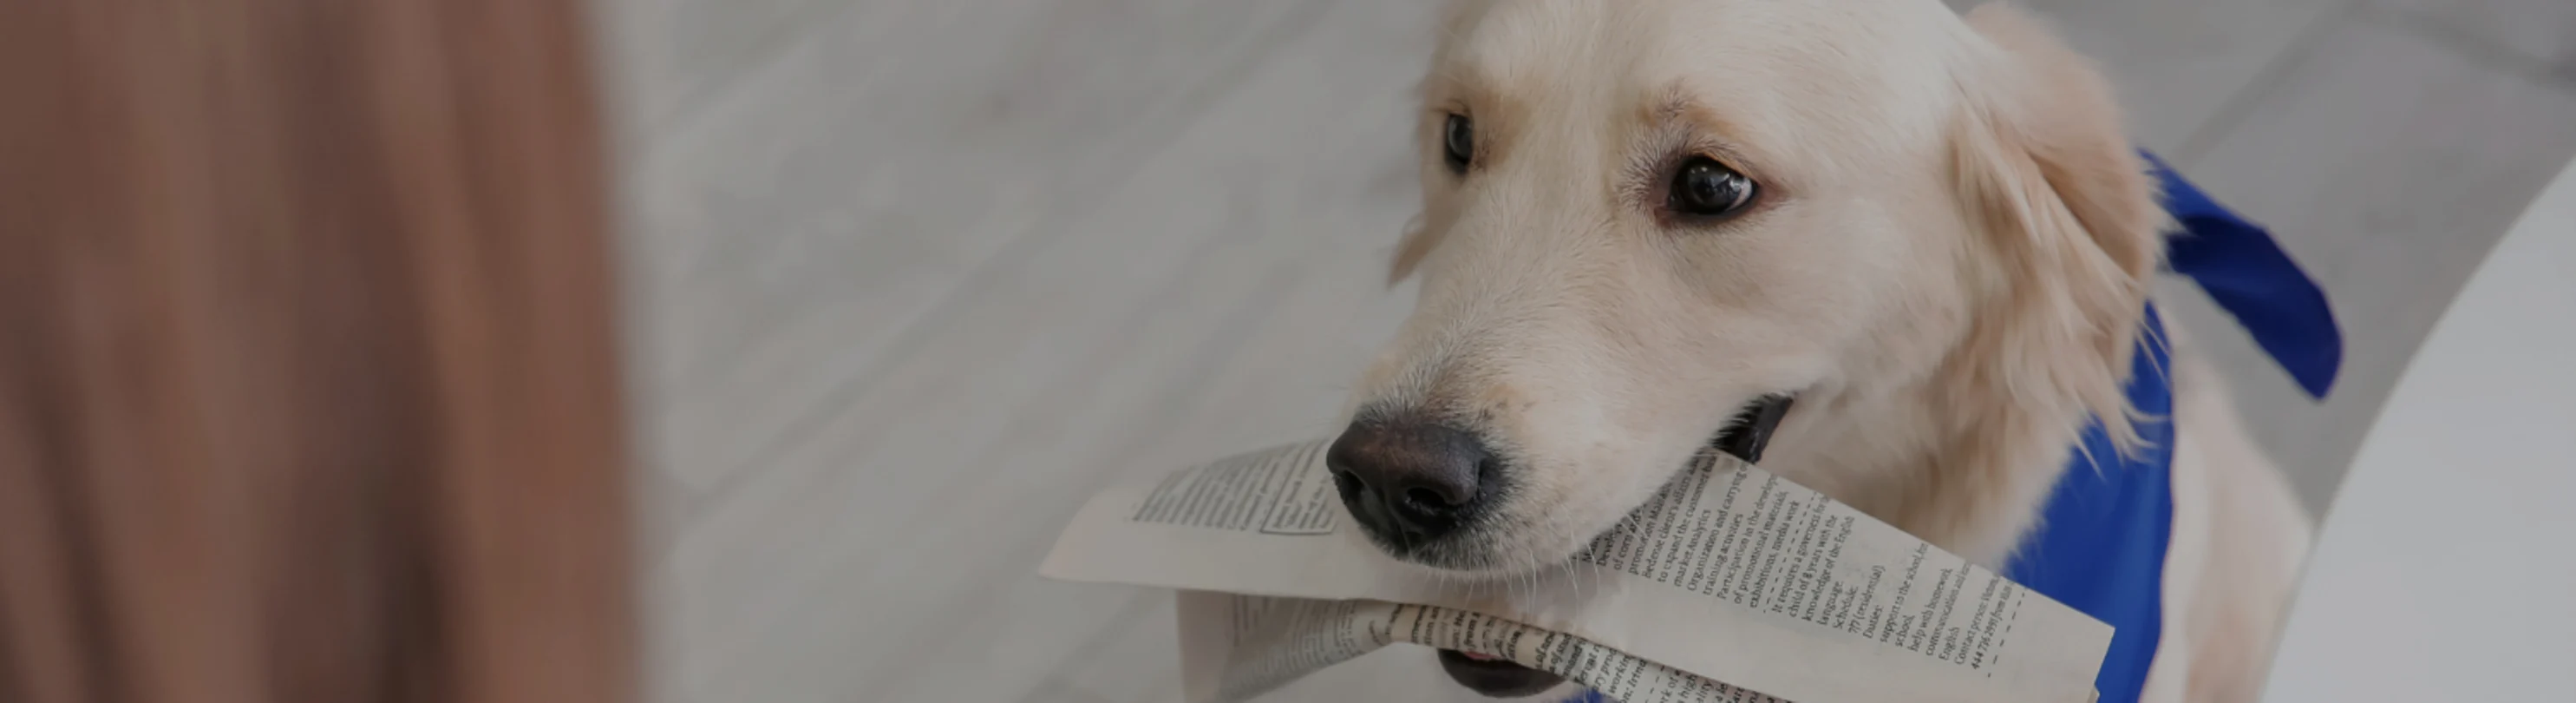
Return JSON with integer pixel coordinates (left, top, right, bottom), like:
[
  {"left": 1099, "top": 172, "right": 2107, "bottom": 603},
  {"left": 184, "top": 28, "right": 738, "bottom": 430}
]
[
  {"left": 1405, "top": 509, "right": 1641, "bottom": 697},
  {"left": 1418, "top": 395, "right": 1793, "bottom": 698}
]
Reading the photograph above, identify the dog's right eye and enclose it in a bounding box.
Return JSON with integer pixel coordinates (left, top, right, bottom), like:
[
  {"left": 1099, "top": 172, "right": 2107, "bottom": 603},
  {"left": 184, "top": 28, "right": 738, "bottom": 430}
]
[
  {"left": 1442, "top": 114, "right": 1473, "bottom": 174},
  {"left": 1667, "top": 156, "right": 1756, "bottom": 220}
]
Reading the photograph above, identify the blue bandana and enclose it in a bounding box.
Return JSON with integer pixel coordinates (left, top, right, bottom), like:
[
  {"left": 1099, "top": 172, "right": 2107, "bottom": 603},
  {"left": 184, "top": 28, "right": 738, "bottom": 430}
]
[{"left": 1568, "top": 152, "right": 2342, "bottom": 703}]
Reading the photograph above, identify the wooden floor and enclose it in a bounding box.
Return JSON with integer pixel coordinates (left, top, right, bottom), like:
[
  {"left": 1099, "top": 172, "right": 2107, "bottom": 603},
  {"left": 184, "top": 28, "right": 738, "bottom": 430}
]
[{"left": 598, "top": 0, "right": 2576, "bottom": 700}]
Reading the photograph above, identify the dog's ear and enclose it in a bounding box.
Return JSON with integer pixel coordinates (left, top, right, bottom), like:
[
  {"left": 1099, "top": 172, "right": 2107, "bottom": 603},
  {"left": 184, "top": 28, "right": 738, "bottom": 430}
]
[
  {"left": 1950, "top": 3, "right": 2166, "bottom": 446},
  {"left": 1957, "top": 4, "right": 2162, "bottom": 282}
]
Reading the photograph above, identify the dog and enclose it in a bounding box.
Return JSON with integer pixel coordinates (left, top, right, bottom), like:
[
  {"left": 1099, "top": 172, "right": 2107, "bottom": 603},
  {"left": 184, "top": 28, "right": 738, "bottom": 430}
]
[{"left": 1319, "top": 2, "right": 2318, "bottom": 702}]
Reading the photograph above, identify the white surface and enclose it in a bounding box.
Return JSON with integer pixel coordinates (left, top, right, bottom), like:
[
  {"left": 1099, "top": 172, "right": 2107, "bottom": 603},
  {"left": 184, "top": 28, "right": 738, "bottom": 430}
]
[{"left": 2260, "top": 157, "right": 2576, "bottom": 701}]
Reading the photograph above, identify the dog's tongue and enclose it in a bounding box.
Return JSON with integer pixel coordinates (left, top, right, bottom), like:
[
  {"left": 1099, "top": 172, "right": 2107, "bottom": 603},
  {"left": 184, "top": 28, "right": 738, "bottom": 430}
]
[{"left": 1461, "top": 651, "right": 1497, "bottom": 661}]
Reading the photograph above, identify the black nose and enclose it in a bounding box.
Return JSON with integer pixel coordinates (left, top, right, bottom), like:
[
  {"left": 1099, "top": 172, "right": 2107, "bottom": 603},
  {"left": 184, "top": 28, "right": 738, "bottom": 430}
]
[{"left": 1325, "top": 419, "right": 1494, "bottom": 545}]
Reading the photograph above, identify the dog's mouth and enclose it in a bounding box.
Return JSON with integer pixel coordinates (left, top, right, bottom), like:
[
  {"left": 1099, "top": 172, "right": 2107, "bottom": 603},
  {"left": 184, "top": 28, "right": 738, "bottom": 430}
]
[
  {"left": 1706, "top": 393, "right": 1795, "bottom": 464},
  {"left": 1432, "top": 395, "right": 1794, "bottom": 697}
]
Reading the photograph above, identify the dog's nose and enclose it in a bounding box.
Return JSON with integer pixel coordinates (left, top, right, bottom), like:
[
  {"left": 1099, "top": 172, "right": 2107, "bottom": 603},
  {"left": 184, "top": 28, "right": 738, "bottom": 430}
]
[{"left": 1325, "top": 419, "right": 1492, "bottom": 544}]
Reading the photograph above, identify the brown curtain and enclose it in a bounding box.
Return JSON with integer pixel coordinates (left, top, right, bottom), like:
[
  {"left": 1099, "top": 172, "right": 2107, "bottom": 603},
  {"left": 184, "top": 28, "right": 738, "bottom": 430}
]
[{"left": 0, "top": 1, "right": 634, "bottom": 702}]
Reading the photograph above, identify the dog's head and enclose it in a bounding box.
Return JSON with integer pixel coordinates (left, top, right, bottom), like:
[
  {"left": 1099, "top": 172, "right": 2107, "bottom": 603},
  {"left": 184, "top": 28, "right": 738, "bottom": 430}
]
[{"left": 1330, "top": 0, "right": 2163, "bottom": 581}]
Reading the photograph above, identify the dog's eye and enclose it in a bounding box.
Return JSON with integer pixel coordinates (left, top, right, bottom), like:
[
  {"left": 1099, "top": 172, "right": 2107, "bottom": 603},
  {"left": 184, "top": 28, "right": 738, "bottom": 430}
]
[
  {"left": 1668, "top": 156, "right": 1756, "bottom": 219},
  {"left": 1442, "top": 114, "right": 1473, "bottom": 174}
]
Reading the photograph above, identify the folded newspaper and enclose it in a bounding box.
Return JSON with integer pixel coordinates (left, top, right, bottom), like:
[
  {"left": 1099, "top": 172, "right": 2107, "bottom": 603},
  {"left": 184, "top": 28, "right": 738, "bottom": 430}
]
[{"left": 1041, "top": 441, "right": 2110, "bottom": 703}]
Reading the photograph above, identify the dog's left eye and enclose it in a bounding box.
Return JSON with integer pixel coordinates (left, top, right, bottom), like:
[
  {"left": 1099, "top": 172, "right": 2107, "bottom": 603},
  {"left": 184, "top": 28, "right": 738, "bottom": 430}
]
[
  {"left": 1442, "top": 114, "right": 1474, "bottom": 174},
  {"left": 1668, "top": 156, "right": 1756, "bottom": 219}
]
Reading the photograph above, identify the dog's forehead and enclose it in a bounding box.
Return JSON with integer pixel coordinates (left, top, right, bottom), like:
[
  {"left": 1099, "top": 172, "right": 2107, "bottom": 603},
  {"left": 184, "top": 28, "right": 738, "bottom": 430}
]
[
  {"left": 1440, "top": 0, "right": 1968, "bottom": 149},
  {"left": 1444, "top": 0, "right": 1961, "bottom": 68}
]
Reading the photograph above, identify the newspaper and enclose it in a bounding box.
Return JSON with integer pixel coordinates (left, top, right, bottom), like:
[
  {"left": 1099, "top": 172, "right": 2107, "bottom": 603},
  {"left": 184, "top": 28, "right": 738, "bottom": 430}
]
[
  {"left": 1042, "top": 441, "right": 2111, "bottom": 703},
  {"left": 1176, "top": 591, "right": 1792, "bottom": 702}
]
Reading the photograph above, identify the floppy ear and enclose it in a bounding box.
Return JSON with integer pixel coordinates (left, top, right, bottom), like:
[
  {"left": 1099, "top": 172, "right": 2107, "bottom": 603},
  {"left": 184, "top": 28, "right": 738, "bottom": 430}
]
[{"left": 1951, "top": 3, "right": 2167, "bottom": 447}]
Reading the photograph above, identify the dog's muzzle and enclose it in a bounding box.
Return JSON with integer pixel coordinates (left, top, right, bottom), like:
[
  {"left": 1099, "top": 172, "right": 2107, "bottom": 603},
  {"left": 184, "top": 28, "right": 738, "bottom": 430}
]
[{"left": 1431, "top": 395, "right": 1794, "bottom": 697}]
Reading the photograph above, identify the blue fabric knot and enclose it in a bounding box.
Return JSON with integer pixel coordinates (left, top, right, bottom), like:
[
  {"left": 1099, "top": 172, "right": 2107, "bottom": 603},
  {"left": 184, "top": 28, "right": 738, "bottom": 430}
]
[{"left": 2146, "top": 150, "right": 2343, "bottom": 398}]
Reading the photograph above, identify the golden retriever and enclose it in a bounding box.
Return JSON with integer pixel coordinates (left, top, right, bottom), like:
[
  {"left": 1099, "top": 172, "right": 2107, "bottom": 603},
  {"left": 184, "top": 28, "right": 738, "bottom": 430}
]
[{"left": 1321, "top": 1, "right": 2313, "bottom": 700}]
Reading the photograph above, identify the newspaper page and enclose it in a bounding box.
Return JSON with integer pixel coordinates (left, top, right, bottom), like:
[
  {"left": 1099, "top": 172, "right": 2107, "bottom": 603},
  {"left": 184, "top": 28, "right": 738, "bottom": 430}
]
[
  {"left": 1176, "top": 590, "right": 1789, "bottom": 703},
  {"left": 1042, "top": 441, "right": 2111, "bottom": 703}
]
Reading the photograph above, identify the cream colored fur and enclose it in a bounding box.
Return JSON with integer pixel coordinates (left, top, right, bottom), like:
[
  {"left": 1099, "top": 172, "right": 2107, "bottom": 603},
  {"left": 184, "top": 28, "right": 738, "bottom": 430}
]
[{"left": 1344, "top": 1, "right": 2312, "bottom": 700}]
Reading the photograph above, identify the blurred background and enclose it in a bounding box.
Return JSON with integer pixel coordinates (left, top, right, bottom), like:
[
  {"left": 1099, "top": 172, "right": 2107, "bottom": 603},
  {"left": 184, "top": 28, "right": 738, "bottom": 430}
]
[{"left": 602, "top": 0, "right": 2576, "bottom": 701}]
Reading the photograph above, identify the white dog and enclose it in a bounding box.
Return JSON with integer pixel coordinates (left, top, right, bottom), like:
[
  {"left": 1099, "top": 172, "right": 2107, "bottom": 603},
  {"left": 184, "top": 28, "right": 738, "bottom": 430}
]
[{"left": 1321, "top": 2, "right": 2318, "bottom": 702}]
